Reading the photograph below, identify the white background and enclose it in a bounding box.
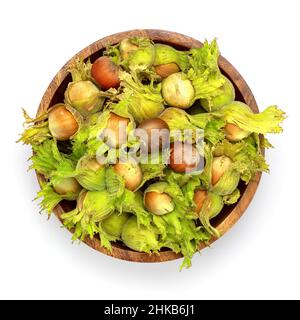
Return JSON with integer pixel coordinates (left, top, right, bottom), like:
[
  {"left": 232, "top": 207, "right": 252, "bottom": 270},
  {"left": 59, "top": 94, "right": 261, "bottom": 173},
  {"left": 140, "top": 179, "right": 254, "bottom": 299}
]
[{"left": 0, "top": 0, "right": 299, "bottom": 300}]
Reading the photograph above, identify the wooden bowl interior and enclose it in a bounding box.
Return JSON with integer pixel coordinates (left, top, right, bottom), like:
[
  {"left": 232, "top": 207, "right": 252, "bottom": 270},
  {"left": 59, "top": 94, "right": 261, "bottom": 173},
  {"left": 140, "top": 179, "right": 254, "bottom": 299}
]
[{"left": 38, "top": 30, "right": 261, "bottom": 263}]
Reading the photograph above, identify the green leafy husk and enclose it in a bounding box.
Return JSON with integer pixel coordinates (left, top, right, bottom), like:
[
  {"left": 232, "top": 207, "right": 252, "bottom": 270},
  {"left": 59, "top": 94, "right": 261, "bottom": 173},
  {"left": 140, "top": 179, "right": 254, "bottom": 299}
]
[
  {"left": 138, "top": 155, "right": 166, "bottom": 189},
  {"left": 61, "top": 190, "right": 115, "bottom": 240},
  {"left": 223, "top": 188, "right": 241, "bottom": 205},
  {"left": 30, "top": 139, "right": 75, "bottom": 179},
  {"left": 212, "top": 167, "right": 240, "bottom": 196},
  {"left": 98, "top": 211, "right": 132, "bottom": 251},
  {"left": 101, "top": 211, "right": 132, "bottom": 238},
  {"left": 121, "top": 37, "right": 155, "bottom": 71},
  {"left": 197, "top": 191, "right": 224, "bottom": 237},
  {"left": 105, "top": 166, "right": 125, "bottom": 197},
  {"left": 204, "top": 118, "right": 226, "bottom": 145},
  {"left": 159, "top": 107, "right": 213, "bottom": 142},
  {"left": 35, "top": 181, "right": 79, "bottom": 215},
  {"left": 187, "top": 39, "right": 226, "bottom": 103},
  {"left": 219, "top": 101, "right": 286, "bottom": 134},
  {"left": 69, "top": 58, "right": 92, "bottom": 82},
  {"left": 118, "top": 71, "right": 164, "bottom": 123},
  {"left": 121, "top": 216, "right": 159, "bottom": 253},
  {"left": 214, "top": 138, "right": 269, "bottom": 183},
  {"left": 17, "top": 109, "right": 51, "bottom": 146},
  {"left": 115, "top": 189, "right": 152, "bottom": 228},
  {"left": 182, "top": 175, "right": 202, "bottom": 208},
  {"left": 75, "top": 155, "right": 106, "bottom": 191},
  {"left": 153, "top": 209, "right": 211, "bottom": 269},
  {"left": 154, "top": 44, "right": 189, "bottom": 71},
  {"left": 200, "top": 75, "right": 235, "bottom": 111}
]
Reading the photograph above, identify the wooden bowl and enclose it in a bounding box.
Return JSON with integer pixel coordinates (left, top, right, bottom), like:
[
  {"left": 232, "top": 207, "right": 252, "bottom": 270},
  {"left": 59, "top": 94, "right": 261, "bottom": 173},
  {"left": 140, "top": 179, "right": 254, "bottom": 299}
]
[{"left": 37, "top": 29, "right": 262, "bottom": 263}]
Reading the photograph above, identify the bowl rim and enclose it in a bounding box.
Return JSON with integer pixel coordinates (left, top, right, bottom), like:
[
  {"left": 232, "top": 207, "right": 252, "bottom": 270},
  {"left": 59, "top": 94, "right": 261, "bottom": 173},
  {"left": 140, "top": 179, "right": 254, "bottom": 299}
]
[{"left": 36, "top": 29, "right": 262, "bottom": 263}]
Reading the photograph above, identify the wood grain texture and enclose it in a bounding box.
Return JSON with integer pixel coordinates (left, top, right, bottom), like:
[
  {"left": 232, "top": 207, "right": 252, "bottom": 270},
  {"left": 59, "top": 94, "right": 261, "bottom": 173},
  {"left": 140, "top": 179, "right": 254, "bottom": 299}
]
[{"left": 36, "top": 29, "right": 262, "bottom": 263}]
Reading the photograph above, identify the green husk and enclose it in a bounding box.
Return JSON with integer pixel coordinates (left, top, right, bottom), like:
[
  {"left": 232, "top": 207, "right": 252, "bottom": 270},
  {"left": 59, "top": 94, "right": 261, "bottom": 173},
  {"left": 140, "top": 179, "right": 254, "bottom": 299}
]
[
  {"left": 69, "top": 58, "right": 92, "bottom": 82},
  {"left": 223, "top": 188, "right": 241, "bottom": 205},
  {"left": 219, "top": 101, "right": 286, "bottom": 134},
  {"left": 105, "top": 43, "right": 122, "bottom": 64},
  {"left": 35, "top": 181, "right": 79, "bottom": 215},
  {"left": 204, "top": 118, "right": 226, "bottom": 145},
  {"left": 61, "top": 190, "right": 115, "bottom": 240},
  {"left": 154, "top": 44, "right": 189, "bottom": 71},
  {"left": 200, "top": 75, "right": 235, "bottom": 111},
  {"left": 101, "top": 211, "right": 132, "bottom": 238},
  {"left": 105, "top": 166, "right": 125, "bottom": 197},
  {"left": 214, "top": 138, "right": 269, "bottom": 183},
  {"left": 165, "top": 169, "right": 193, "bottom": 187},
  {"left": 198, "top": 144, "right": 214, "bottom": 189},
  {"left": 118, "top": 71, "right": 164, "bottom": 123},
  {"left": 197, "top": 191, "right": 224, "bottom": 237},
  {"left": 98, "top": 211, "right": 132, "bottom": 251},
  {"left": 69, "top": 126, "right": 90, "bottom": 162},
  {"left": 122, "top": 37, "right": 155, "bottom": 71},
  {"left": 153, "top": 209, "right": 211, "bottom": 269},
  {"left": 17, "top": 109, "right": 51, "bottom": 146},
  {"left": 75, "top": 155, "right": 106, "bottom": 191},
  {"left": 198, "top": 143, "right": 240, "bottom": 195},
  {"left": 115, "top": 189, "right": 152, "bottom": 228},
  {"left": 121, "top": 216, "right": 159, "bottom": 253},
  {"left": 188, "top": 39, "right": 226, "bottom": 102},
  {"left": 30, "top": 139, "right": 75, "bottom": 179},
  {"left": 182, "top": 175, "right": 202, "bottom": 207},
  {"left": 159, "top": 107, "right": 213, "bottom": 142},
  {"left": 138, "top": 155, "right": 166, "bottom": 190},
  {"left": 212, "top": 168, "right": 240, "bottom": 196}
]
